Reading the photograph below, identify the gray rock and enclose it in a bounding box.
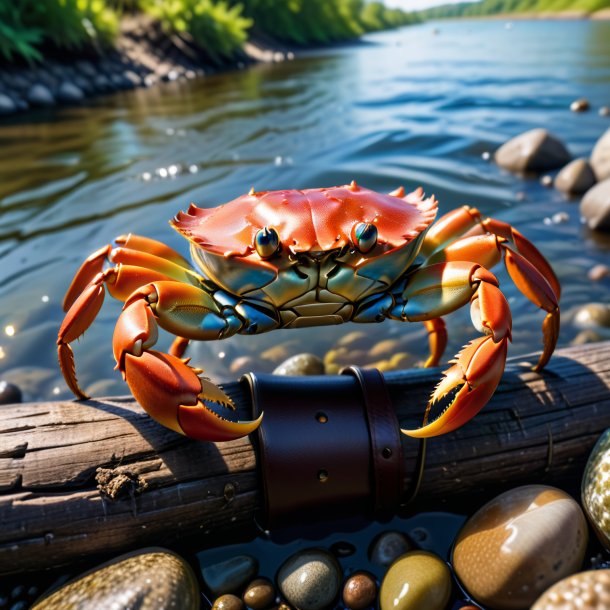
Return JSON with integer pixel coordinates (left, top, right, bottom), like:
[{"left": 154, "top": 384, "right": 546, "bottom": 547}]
[
  {"left": 76, "top": 60, "right": 97, "bottom": 78},
  {"left": 73, "top": 75, "right": 93, "bottom": 94},
  {"left": 273, "top": 353, "right": 325, "bottom": 376},
  {"left": 27, "top": 84, "right": 55, "bottom": 107},
  {"left": 278, "top": 549, "right": 341, "bottom": 610},
  {"left": 494, "top": 128, "right": 571, "bottom": 172},
  {"left": 369, "top": 531, "right": 415, "bottom": 567},
  {"left": 591, "top": 128, "right": 610, "bottom": 181},
  {"left": 0, "top": 93, "right": 16, "bottom": 115},
  {"left": 581, "top": 179, "right": 610, "bottom": 231},
  {"left": 0, "top": 381, "right": 22, "bottom": 404},
  {"left": 57, "top": 82, "right": 84, "bottom": 103},
  {"left": 201, "top": 555, "right": 258, "bottom": 597},
  {"left": 4, "top": 73, "right": 31, "bottom": 91},
  {"left": 555, "top": 158, "right": 597, "bottom": 194},
  {"left": 93, "top": 74, "right": 112, "bottom": 92},
  {"left": 123, "top": 70, "right": 142, "bottom": 87}
]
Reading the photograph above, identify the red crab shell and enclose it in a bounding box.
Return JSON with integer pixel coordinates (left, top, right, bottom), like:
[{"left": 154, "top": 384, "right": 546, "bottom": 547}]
[{"left": 171, "top": 183, "right": 438, "bottom": 259}]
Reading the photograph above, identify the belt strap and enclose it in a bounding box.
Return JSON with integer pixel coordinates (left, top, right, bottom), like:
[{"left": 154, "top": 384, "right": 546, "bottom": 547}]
[{"left": 244, "top": 368, "right": 405, "bottom": 527}]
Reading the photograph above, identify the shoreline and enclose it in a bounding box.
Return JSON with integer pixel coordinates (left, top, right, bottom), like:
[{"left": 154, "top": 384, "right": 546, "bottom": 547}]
[{"left": 428, "top": 8, "right": 610, "bottom": 21}]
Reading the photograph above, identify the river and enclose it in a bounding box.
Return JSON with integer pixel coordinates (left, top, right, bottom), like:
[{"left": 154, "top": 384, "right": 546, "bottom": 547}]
[{"left": 0, "top": 18, "right": 609, "bottom": 402}]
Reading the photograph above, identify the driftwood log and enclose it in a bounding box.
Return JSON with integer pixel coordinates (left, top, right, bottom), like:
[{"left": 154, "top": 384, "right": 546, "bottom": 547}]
[{"left": 1, "top": 340, "right": 609, "bottom": 575}]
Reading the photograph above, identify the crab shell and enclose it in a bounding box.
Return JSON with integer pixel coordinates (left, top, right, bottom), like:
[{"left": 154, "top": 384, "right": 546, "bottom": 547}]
[{"left": 171, "top": 183, "right": 438, "bottom": 314}]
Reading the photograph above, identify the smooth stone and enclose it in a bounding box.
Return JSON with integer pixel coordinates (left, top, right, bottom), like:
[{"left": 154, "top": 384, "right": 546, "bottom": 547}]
[
  {"left": 573, "top": 303, "right": 610, "bottom": 329},
  {"left": 570, "top": 98, "right": 590, "bottom": 112},
  {"left": 56, "top": 82, "right": 84, "bottom": 103},
  {"left": 213, "top": 593, "right": 244, "bottom": 610},
  {"left": 600, "top": 106, "right": 610, "bottom": 117},
  {"left": 27, "top": 84, "right": 55, "bottom": 107},
  {"left": 369, "top": 531, "right": 414, "bottom": 567},
  {"left": 379, "top": 551, "right": 451, "bottom": 610},
  {"left": 201, "top": 555, "right": 258, "bottom": 596},
  {"left": 589, "top": 263, "right": 610, "bottom": 281},
  {"left": 273, "top": 353, "right": 324, "bottom": 376},
  {"left": 540, "top": 174, "right": 553, "bottom": 187},
  {"left": 555, "top": 158, "right": 597, "bottom": 194},
  {"left": 336, "top": 331, "right": 370, "bottom": 351},
  {"left": 591, "top": 127, "right": 610, "bottom": 180},
  {"left": 342, "top": 572, "right": 377, "bottom": 610},
  {"left": 452, "top": 485, "right": 588, "bottom": 610},
  {"left": 0, "top": 93, "right": 16, "bottom": 115},
  {"left": 278, "top": 549, "right": 341, "bottom": 610},
  {"left": 531, "top": 570, "right": 610, "bottom": 609},
  {"left": 582, "top": 430, "right": 610, "bottom": 549},
  {"left": 581, "top": 178, "right": 610, "bottom": 231},
  {"left": 368, "top": 338, "right": 400, "bottom": 359},
  {"left": 243, "top": 578, "right": 275, "bottom": 610},
  {"left": 571, "top": 329, "right": 604, "bottom": 345},
  {"left": 31, "top": 548, "right": 199, "bottom": 609},
  {"left": 494, "top": 128, "right": 571, "bottom": 172},
  {"left": 0, "top": 380, "right": 21, "bottom": 404}
]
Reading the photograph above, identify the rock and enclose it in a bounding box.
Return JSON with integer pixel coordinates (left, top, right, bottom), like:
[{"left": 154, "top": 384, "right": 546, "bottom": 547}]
[
  {"left": 369, "top": 531, "right": 414, "bottom": 567},
  {"left": 123, "top": 70, "right": 142, "bottom": 87},
  {"left": 201, "top": 555, "right": 258, "bottom": 597},
  {"left": 591, "top": 128, "right": 610, "bottom": 180},
  {"left": 452, "top": 485, "right": 588, "bottom": 610},
  {"left": 379, "top": 551, "right": 451, "bottom": 610},
  {"left": 600, "top": 106, "right": 610, "bottom": 117},
  {"left": 212, "top": 594, "right": 244, "bottom": 610},
  {"left": 555, "top": 158, "right": 597, "bottom": 194},
  {"left": 573, "top": 303, "right": 610, "bottom": 329},
  {"left": 540, "top": 174, "right": 553, "bottom": 187},
  {"left": 570, "top": 98, "right": 590, "bottom": 112},
  {"left": 27, "top": 84, "right": 55, "bottom": 107},
  {"left": 243, "top": 578, "right": 275, "bottom": 610},
  {"left": 56, "top": 82, "right": 84, "bottom": 103},
  {"left": 336, "top": 330, "right": 370, "bottom": 351},
  {"left": 368, "top": 338, "right": 400, "bottom": 359},
  {"left": 277, "top": 549, "right": 341, "bottom": 610},
  {"left": 582, "top": 430, "right": 610, "bottom": 550},
  {"left": 0, "top": 93, "right": 16, "bottom": 115},
  {"left": 532, "top": 570, "right": 610, "bottom": 609},
  {"left": 494, "top": 128, "right": 571, "bottom": 172},
  {"left": 93, "top": 74, "right": 112, "bottom": 92},
  {"left": 72, "top": 75, "right": 93, "bottom": 94},
  {"left": 589, "top": 264, "right": 610, "bottom": 281},
  {"left": 0, "top": 381, "right": 22, "bottom": 404},
  {"left": 31, "top": 548, "right": 199, "bottom": 609},
  {"left": 273, "top": 353, "right": 324, "bottom": 376},
  {"left": 581, "top": 179, "right": 610, "bottom": 231},
  {"left": 229, "top": 355, "right": 259, "bottom": 376},
  {"left": 76, "top": 60, "right": 97, "bottom": 78},
  {"left": 342, "top": 572, "right": 377, "bottom": 610},
  {"left": 260, "top": 344, "right": 297, "bottom": 364},
  {"left": 571, "top": 329, "right": 603, "bottom": 345}
]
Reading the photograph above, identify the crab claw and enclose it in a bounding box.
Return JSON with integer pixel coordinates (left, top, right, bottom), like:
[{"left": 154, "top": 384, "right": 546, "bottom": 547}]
[
  {"left": 403, "top": 335, "right": 508, "bottom": 438},
  {"left": 123, "top": 350, "right": 262, "bottom": 442}
]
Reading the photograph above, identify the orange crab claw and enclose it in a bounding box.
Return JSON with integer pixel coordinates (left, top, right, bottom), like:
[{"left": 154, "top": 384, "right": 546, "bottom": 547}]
[
  {"left": 123, "top": 350, "right": 262, "bottom": 442},
  {"left": 403, "top": 335, "right": 508, "bottom": 438}
]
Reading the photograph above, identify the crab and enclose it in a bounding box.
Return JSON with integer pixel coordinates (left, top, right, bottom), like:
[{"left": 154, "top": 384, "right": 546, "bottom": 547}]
[{"left": 57, "top": 182, "right": 560, "bottom": 442}]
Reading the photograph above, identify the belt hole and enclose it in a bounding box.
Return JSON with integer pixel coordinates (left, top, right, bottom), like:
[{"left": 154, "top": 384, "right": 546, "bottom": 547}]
[
  {"left": 315, "top": 412, "right": 328, "bottom": 423},
  {"left": 382, "top": 447, "right": 393, "bottom": 459},
  {"left": 317, "top": 469, "right": 329, "bottom": 482}
]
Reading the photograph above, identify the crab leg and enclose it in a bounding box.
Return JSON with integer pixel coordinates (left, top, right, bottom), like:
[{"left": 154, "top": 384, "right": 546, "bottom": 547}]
[
  {"left": 113, "top": 282, "right": 261, "bottom": 442},
  {"left": 423, "top": 318, "right": 447, "bottom": 368},
  {"left": 393, "top": 262, "right": 512, "bottom": 438}
]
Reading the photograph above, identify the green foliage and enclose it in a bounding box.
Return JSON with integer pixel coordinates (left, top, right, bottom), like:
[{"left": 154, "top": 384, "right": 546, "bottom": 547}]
[
  {"left": 422, "top": 0, "right": 610, "bottom": 18},
  {"left": 143, "top": 0, "right": 251, "bottom": 61},
  {"left": 0, "top": 0, "right": 118, "bottom": 62}
]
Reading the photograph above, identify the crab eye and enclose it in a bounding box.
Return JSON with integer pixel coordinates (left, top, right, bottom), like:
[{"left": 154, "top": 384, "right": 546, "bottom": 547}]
[
  {"left": 255, "top": 226, "right": 280, "bottom": 259},
  {"left": 351, "top": 222, "right": 377, "bottom": 253}
]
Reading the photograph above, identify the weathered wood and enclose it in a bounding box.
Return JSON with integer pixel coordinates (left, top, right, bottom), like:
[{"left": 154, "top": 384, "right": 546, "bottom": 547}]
[{"left": 1, "top": 341, "right": 609, "bottom": 575}]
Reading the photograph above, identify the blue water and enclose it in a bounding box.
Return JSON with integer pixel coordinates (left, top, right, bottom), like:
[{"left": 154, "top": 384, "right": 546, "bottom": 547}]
[{"left": 0, "top": 19, "right": 609, "bottom": 400}]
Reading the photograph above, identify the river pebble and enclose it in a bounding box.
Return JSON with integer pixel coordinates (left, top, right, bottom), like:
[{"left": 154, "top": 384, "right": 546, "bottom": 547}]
[
  {"left": 0, "top": 380, "right": 22, "bottom": 404},
  {"left": 379, "top": 551, "right": 451, "bottom": 610},
  {"left": 213, "top": 594, "right": 244, "bottom": 610},
  {"left": 243, "top": 578, "right": 275, "bottom": 610},
  {"left": 555, "top": 158, "right": 596, "bottom": 194},
  {"left": 581, "top": 178, "right": 610, "bottom": 231},
  {"left": 570, "top": 98, "right": 590, "bottom": 112},
  {"left": 531, "top": 570, "right": 610, "bottom": 610},
  {"left": 369, "top": 531, "right": 414, "bottom": 567},
  {"left": 56, "top": 81, "right": 84, "bottom": 103},
  {"left": 573, "top": 303, "right": 610, "bottom": 329},
  {"left": 591, "top": 127, "right": 610, "bottom": 180},
  {"left": 452, "top": 485, "right": 587, "bottom": 610},
  {"left": 277, "top": 549, "right": 341, "bottom": 610},
  {"left": 342, "top": 572, "right": 377, "bottom": 610},
  {"left": 494, "top": 128, "right": 571, "bottom": 172},
  {"left": 0, "top": 92, "right": 16, "bottom": 114},
  {"left": 31, "top": 548, "right": 199, "bottom": 609},
  {"left": 27, "top": 84, "right": 55, "bottom": 107},
  {"left": 588, "top": 264, "right": 610, "bottom": 281},
  {"left": 273, "top": 353, "right": 325, "bottom": 376},
  {"left": 201, "top": 554, "right": 259, "bottom": 596},
  {"left": 582, "top": 429, "right": 610, "bottom": 549}
]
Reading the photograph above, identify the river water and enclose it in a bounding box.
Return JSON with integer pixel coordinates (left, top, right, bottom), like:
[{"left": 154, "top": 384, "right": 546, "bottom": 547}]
[{"left": 0, "top": 19, "right": 609, "bottom": 402}]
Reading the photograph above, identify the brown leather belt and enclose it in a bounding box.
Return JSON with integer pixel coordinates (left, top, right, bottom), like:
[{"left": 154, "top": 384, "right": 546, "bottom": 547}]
[{"left": 243, "top": 367, "right": 405, "bottom": 527}]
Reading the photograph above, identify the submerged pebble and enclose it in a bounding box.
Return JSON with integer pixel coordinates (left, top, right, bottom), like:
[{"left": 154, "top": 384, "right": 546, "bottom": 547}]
[
  {"left": 369, "top": 531, "right": 414, "bottom": 567},
  {"left": 342, "top": 572, "right": 377, "bottom": 610},
  {"left": 379, "top": 551, "right": 451, "bottom": 610},
  {"left": 531, "top": 570, "right": 610, "bottom": 609},
  {"left": 31, "top": 548, "right": 199, "bottom": 609},
  {"left": 452, "top": 485, "right": 587, "bottom": 610},
  {"left": 201, "top": 554, "right": 259, "bottom": 597},
  {"left": 277, "top": 549, "right": 341, "bottom": 610}
]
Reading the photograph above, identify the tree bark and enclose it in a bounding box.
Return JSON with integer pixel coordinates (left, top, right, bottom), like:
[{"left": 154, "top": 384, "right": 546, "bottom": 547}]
[{"left": 1, "top": 341, "right": 608, "bottom": 575}]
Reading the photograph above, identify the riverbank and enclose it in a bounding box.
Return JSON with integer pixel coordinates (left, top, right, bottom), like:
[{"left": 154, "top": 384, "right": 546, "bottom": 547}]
[{"left": 0, "top": 15, "right": 296, "bottom": 117}]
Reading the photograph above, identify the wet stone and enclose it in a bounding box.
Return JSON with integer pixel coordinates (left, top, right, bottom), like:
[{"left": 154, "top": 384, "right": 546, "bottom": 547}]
[
  {"left": 532, "top": 569, "right": 610, "bottom": 609},
  {"left": 581, "top": 178, "right": 610, "bottom": 231},
  {"left": 494, "top": 128, "right": 571, "bottom": 172},
  {"left": 212, "top": 593, "right": 244, "bottom": 610},
  {"left": 278, "top": 549, "right": 341, "bottom": 610},
  {"left": 555, "top": 158, "right": 596, "bottom": 194},
  {"left": 369, "top": 531, "right": 414, "bottom": 567},
  {"left": 591, "top": 127, "right": 610, "bottom": 180},
  {"left": 342, "top": 572, "right": 377, "bottom": 610},
  {"left": 570, "top": 98, "right": 590, "bottom": 112},
  {"left": 27, "top": 84, "right": 55, "bottom": 107},
  {"left": 573, "top": 303, "right": 610, "bottom": 329},
  {"left": 56, "top": 82, "right": 84, "bottom": 103},
  {"left": 273, "top": 353, "right": 325, "bottom": 376},
  {"left": 243, "top": 578, "right": 275, "bottom": 610},
  {"left": 31, "top": 548, "right": 199, "bottom": 610},
  {"left": 0, "top": 381, "right": 22, "bottom": 404},
  {"left": 379, "top": 551, "right": 451, "bottom": 610},
  {"left": 201, "top": 555, "right": 258, "bottom": 597},
  {"left": 0, "top": 93, "right": 16, "bottom": 115},
  {"left": 588, "top": 264, "right": 610, "bottom": 281}
]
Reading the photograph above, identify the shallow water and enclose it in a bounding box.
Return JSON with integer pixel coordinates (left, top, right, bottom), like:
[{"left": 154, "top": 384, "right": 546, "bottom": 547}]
[{"left": 0, "top": 19, "right": 609, "bottom": 401}]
